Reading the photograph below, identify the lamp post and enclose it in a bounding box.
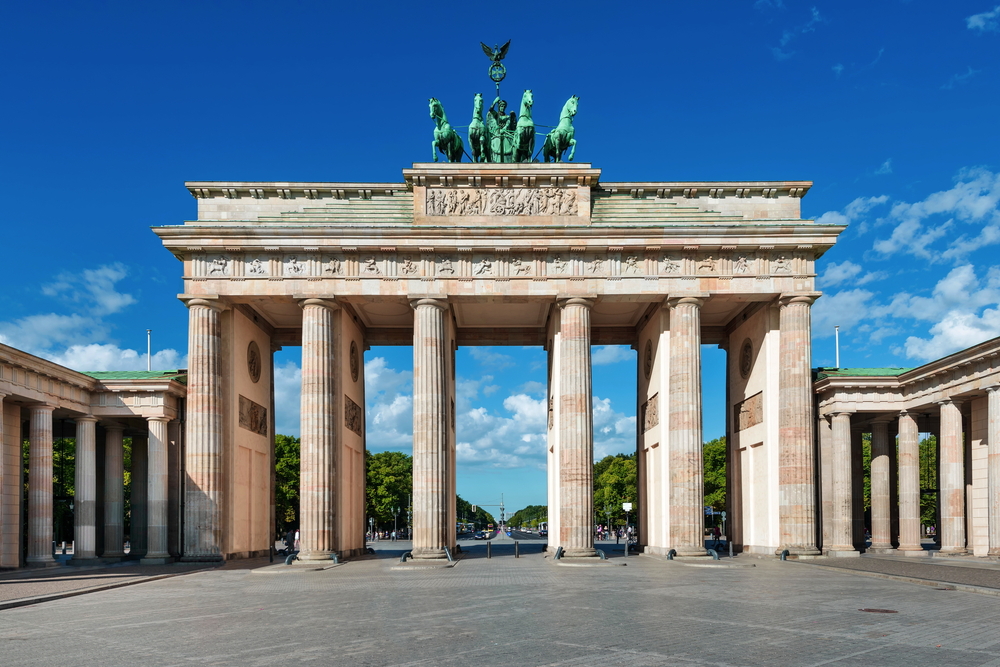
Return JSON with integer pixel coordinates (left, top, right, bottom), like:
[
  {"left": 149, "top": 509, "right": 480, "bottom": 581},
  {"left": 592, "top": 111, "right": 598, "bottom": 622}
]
[{"left": 393, "top": 506, "right": 399, "bottom": 540}]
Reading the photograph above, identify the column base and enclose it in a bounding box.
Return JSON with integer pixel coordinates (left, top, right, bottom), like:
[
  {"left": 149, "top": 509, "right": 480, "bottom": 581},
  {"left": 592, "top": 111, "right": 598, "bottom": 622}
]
[
  {"left": 140, "top": 555, "right": 173, "bottom": 565},
  {"left": 867, "top": 545, "right": 897, "bottom": 554},
  {"left": 26, "top": 557, "right": 60, "bottom": 568},
  {"left": 899, "top": 548, "right": 932, "bottom": 557},
  {"left": 560, "top": 548, "right": 599, "bottom": 558},
  {"left": 988, "top": 548, "right": 1000, "bottom": 558},
  {"left": 826, "top": 549, "right": 861, "bottom": 558},
  {"left": 938, "top": 547, "right": 968, "bottom": 556},
  {"left": 673, "top": 546, "right": 709, "bottom": 558},
  {"left": 297, "top": 550, "right": 337, "bottom": 562},
  {"left": 411, "top": 548, "right": 447, "bottom": 559}
]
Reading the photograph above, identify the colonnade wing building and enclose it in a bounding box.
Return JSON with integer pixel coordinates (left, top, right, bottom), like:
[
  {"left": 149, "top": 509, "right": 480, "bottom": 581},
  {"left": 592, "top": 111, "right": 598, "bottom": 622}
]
[{"left": 153, "top": 162, "right": 844, "bottom": 561}]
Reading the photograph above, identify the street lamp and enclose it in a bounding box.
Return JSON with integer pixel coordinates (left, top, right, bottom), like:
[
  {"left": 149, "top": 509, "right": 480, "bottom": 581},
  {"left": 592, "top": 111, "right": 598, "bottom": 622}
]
[{"left": 393, "top": 506, "right": 399, "bottom": 540}]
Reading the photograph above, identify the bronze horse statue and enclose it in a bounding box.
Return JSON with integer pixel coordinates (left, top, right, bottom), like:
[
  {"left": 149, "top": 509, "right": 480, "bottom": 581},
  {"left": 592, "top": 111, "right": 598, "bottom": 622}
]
[
  {"left": 543, "top": 95, "right": 578, "bottom": 162},
  {"left": 512, "top": 89, "right": 534, "bottom": 163},
  {"left": 430, "top": 97, "right": 464, "bottom": 163},
  {"left": 468, "top": 93, "right": 486, "bottom": 163}
]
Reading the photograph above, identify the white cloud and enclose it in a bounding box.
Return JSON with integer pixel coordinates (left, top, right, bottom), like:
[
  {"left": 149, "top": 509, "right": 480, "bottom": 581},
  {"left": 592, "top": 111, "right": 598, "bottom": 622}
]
[
  {"left": 903, "top": 307, "right": 1000, "bottom": 360},
  {"left": 819, "top": 260, "right": 862, "bottom": 286},
  {"left": 41, "top": 263, "right": 136, "bottom": 316},
  {"left": 274, "top": 360, "right": 302, "bottom": 437},
  {"left": 468, "top": 347, "right": 515, "bottom": 370},
  {"left": 875, "top": 158, "right": 893, "bottom": 175},
  {"left": 832, "top": 63, "right": 844, "bottom": 77},
  {"left": 0, "top": 313, "right": 109, "bottom": 351},
  {"left": 771, "top": 6, "right": 823, "bottom": 60},
  {"left": 365, "top": 357, "right": 414, "bottom": 450},
  {"left": 44, "top": 344, "right": 183, "bottom": 373},
  {"left": 815, "top": 195, "right": 889, "bottom": 233},
  {"left": 812, "top": 289, "right": 876, "bottom": 338},
  {"left": 967, "top": 5, "right": 1000, "bottom": 31},
  {"left": 592, "top": 345, "right": 634, "bottom": 365},
  {"left": 941, "top": 66, "right": 980, "bottom": 90}
]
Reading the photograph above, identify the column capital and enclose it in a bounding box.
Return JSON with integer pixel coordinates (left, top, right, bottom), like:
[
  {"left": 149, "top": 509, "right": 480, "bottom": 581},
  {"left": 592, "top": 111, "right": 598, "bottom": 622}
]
[
  {"left": 778, "top": 292, "right": 821, "bottom": 307},
  {"left": 985, "top": 385, "right": 1000, "bottom": 394},
  {"left": 28, "top": 403, "right": 56, "bottom": 414},
  {"left": 180, "top": 295, "right": 227, "bottom": 311},
  {"left": 409, "top": 297, "right": 449, "bottom": 311},
  {"left": 104, "top": 424, "right": 125, "bottom": 433},
  {"left": 938, "top": 397, "right": 964, "bottom": 408},
  {"left": 75, "top": 415, "right": 99, "bottom": 424},
  {"left": 298, "top": 297, "right": 339, "bottom": 311},
  {"left": 556, "top": 296, "right": 595, "bottom": 310},
  {"left": 666, "top": 295, "right": 707, "bottom": 309},
  {"left": 146, "top": 416, "right": 172, "bottom": 424},
  {"left": 869, "top": 417, "right": 893, "bottom": 425}
]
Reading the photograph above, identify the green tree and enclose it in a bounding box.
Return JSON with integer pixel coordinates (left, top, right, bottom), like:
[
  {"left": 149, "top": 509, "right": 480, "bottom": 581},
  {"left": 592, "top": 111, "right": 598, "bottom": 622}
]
[
  {"left": 919, "top": 435, "right": 938, "bottom": 528},
  {"left": 703, "top": 436, "right": 726, "bottom": 513},
  {"left": 366, "top": 450, "right": 413, "bottom": 530},
  {"left": 593, "top": 453, "right": 637, "bottom": 526},
  {"left": 274, "top": 434, "right": 300, "bottom": 535},
  {"left": 456, "top": 495, "right": 496, "bottom": 530},
  {"left": 507, "top": 504, "right": 546, "bottom": 529}
]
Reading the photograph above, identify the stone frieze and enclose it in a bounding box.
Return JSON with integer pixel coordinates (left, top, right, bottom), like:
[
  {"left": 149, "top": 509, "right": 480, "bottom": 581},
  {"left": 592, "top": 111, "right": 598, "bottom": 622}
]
[{"left": 425, "top": 187, "right": 578, "bottom": 216}]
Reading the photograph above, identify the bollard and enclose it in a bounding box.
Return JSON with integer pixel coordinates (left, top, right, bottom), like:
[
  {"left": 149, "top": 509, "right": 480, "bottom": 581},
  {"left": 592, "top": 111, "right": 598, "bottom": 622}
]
[
  {"left": 666, "top": 549, "right": 677, "bottom": 560},
  {"left": 487, "top": 541, "right": 492, "bottom": 558},
  {"left": 515, "top": 541, "right": 519, "bottom": 558},
  {"left": 269, "top": 545, "right": 274, "bottom": 563},
  {"left": 729, "top": 541, "right": 734, "bottom": 559}
]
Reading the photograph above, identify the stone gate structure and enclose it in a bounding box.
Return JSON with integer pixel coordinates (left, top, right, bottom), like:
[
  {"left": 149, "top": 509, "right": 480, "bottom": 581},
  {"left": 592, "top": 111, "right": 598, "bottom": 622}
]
[{"left": 153, "top": 162, "right": 844, "bottom": 560}]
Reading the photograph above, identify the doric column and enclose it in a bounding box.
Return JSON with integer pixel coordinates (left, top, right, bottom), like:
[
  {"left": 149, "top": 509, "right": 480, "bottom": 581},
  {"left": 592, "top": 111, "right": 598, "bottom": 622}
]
[
  {"left": 130, "top": 432, "right": 148, "bottom": 558},
  {"left": 939, "top": 398, "right": 966, "bottom": 554},
  {"left": 411, "top": 298, "right": 451, "bottom": 559},
  {"left": 988, "top": 387, "right": 1000, "bottom": 557},
  {"left": 73, "top": 416, "right": 99, "bottom": 561},
  {"left": 298, "top": 298, "right": 339, "bottom": 561},
  {"left": 869, "top": 419, "right": 894, "bottom": 552},
  {"left": 27, "top": 405, "right": 56, "bottom": 566},
  {"left": 896, "top": 411, "right": 923, "bottom": 553},
  {"left": 777, "top": 294, "right": 820, "bottom": 556},
  {"left": 102, "top": 426, "right": 125, "bottom": 557},
  {"left": 143, "top": 417, "right": 171, "bottom": 563},
  {"left": 557, "top": 297, "right": 597, "bottom": 558},
  {"left": 183, "top": 298, "right": 224, "bottom": 561},
  {"left": 829, "top": 412, "right": 857, "bottom": 555},
  {"left": 668, "top": 296, "right": 707, "bottom": 557}
]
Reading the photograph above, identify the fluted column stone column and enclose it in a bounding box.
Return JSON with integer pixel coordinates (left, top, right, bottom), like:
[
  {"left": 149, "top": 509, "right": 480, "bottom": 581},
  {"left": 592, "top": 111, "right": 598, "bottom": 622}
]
[
  {"left": 103, "top": 426, "right": 125, "bottom": 557},
  {"left": 939, "top": 398, "right": 966, "bottom": 554},
  {"left": 897, "top": 411, "right": 924, "bottom": 553},
  {"left": 869, "top": 419, "right": 894, "bottom": 552},
  {"left": 988, "top": 387, "right": 1000, "bottom": 557},
  {"left": 183, "top": 298, "right": 225, "bottom": 561},
  {"left": 411, "top": 298, "right": 451, "bottom": 559},
  {"left": 777, "top": 294, "right": 820, "bottom": 556},
  {"left": 298, "top": 298, "right": 338, "bottom": 561},
  {"left": 73, "top": 416, "right": 99, "bottom": 561},
  {"left": 668, "top": 296, "right": 708, "bottom": 557},
  {"left": 557, "top": 297, "right": 597, "bottom": 558},
  {"left": 829, "top": 412, "right": 858, "bottom": 555},
  {"left": 27, "top": 405, "right": 57, "bottom": 566},
  {"left": 143, "top": 417, "right": 171, "bottom": 563}
]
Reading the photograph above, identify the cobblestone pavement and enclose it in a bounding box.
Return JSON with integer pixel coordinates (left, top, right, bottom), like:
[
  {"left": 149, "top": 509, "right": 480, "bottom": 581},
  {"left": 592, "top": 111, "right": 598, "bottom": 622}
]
[
  {"left": 2, "top": 546, "right": 1000, "bottom": 667},
  {"left": 804, "top": 554, "right": 1000, "bottom": 591}
]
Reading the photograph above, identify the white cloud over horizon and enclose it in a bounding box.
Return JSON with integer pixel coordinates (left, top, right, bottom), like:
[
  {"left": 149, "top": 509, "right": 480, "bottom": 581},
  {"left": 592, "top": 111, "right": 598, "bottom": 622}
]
[{"left": 967, "top": 5, "right": 1000, "bottom": 31}]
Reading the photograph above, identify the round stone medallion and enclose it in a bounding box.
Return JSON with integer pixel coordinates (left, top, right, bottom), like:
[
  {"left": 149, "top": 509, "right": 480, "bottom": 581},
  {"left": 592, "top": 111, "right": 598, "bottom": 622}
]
[
  {"left": 350, "top": 340, "right": 359, "bottom": 382},
  {"left": 739, "top": 338, "right": 753, "bottom": 379},
  {"left": 643, "top": 339, "right": 653, "bottom": 380},
  {"left": 247, "top": 340, "right": 261, "bottom": 383}
]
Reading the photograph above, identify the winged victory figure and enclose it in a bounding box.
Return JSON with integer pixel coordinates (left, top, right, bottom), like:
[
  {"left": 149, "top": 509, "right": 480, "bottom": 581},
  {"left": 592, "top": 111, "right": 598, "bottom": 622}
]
[{"left": 481, "top": 40, "right": 511, "bottom": 63}]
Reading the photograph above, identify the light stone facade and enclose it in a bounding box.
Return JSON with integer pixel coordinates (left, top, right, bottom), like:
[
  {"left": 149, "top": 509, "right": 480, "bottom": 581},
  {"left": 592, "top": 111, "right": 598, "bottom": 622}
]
[
  {"left": 0, "top": 344, "right": 186, "bottom": 568},
  {"left": 155, "top": 162, "right": 845, "bottom": 560}
]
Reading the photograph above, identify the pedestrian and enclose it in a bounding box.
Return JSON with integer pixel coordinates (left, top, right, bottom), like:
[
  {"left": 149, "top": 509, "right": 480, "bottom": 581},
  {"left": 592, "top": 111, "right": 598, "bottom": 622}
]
[
  {"left": 285, "top": 527, "right": 295, "bottom": 552},
  {"left": 293, "top": 528, "right": 300, "bottom": 552},
  {"left": 712, "top": 525, "right": 721, "bottom": 549}
]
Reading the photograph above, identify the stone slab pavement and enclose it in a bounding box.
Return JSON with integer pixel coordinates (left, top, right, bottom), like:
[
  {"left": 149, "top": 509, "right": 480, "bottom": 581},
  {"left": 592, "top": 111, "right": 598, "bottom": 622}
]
[
  {"left": 799, "top": 553, "right": 1000, "bottom": 595},
  {"left": 2, "top": 543, "right": 1000, "bottom": 666}
]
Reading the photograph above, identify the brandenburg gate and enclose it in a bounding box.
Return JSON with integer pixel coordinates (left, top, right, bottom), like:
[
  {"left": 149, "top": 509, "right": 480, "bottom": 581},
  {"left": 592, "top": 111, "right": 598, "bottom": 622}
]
[{"left": 153, "top": 161, "right": 844, "bottom": 561}]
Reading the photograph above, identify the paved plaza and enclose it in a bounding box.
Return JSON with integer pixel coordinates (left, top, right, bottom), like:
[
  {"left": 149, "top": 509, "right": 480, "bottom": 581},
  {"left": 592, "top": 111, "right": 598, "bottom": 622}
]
[{"left": 3, "top": 539, "right": 1000, "bottom": 666}]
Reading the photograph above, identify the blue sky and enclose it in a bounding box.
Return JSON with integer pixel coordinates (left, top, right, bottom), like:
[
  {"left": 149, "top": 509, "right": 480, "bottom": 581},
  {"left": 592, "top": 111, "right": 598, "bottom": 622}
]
[{"left": 3, "top": 1, "right": 999, "bottom": 513}]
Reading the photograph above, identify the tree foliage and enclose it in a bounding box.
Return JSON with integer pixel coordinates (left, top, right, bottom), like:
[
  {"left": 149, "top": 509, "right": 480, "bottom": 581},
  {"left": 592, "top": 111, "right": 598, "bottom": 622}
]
[
  {"left": 457, "top": 495, "right": 496, "bottom": 528},
  {"left": 593, "top": 453, "right": 637, "bottom": 526},
  {"left": 507, "top": 504, "right": 546, "bottom": 529},
  {"left": 366, "top": 450, "right": 413, "bottom": 529},
  {"left": 920, "top": 435, "right": 938, "bottom": 528},
  {"left": 703, "top": 436, "right": 726, "bottom": 512},
  {"left": 274, "top": 434, "right": 300, "bottom": 535}
]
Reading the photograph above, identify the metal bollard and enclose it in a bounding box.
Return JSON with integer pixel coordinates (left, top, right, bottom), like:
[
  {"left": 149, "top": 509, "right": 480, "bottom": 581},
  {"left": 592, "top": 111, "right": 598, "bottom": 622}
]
[
  {"left": 487, "top": 541, "right": 492, "bottom": 558},
  {"left": 515, "top": 541, "right": 519, "bottom": 558}
]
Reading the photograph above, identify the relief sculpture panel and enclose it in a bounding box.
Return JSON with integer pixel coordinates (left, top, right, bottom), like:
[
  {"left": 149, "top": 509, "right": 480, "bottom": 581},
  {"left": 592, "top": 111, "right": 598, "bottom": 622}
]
[
  {"left": 345, "top": 395, "right": 363, "bottom": 436},
  {"left": 425, "top": 187, "right": 578, "bottom": 216},
  {"left": 238, "top": 395, "right": 268, "bottom": 435},
  {"left": 734, "top": 392, "right": 763, "bottom": 431}
]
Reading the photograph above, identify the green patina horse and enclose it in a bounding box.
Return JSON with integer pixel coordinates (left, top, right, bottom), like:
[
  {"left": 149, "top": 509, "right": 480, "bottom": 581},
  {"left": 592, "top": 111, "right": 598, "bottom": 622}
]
[
  {"left": 468, "top": 93, "right": 486, "bottom": 163},
  {"left": 513, "top": 89, "right": 535, "bottom": 163},
  {"left": 430, "top": 97, "right": 464, "bottom": 163},
  {"left": 543, "top": 95, "right": 579, "bottom": 163}
]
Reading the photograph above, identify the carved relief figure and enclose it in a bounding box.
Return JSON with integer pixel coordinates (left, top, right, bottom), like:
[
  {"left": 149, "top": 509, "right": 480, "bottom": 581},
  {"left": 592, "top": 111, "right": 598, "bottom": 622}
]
[
  {"left": 209, "top": 257, "right": 228, "bottom": 275},
  {"left": 248, "top": 258, "right": 266, "bottom": 275},
  {"left": 511, "top": 256, "right": 531, "bottom": 275},
  {"left": 590, "top": 256, "right": 606, "bottom": 274},
  {"left": 400, "top": 257, "right": 418, "bottom": 275},
  {"left": 773, "top": 255, "right": 792, "bottom": 273},
  {"left": 663, "top": 256, "right": 680, "bottom": 274},
  {"left": 698, "top": 256, "right": 716, "bottom": 273},
  {"left": 733, "top": 255, "right": 750, "bottom": 274},
  {"left": 286, "top": 256, "right": 304, "bottom": 275},
  {"left": 363, "top": 257, "right": 381, "bottom": 275},
  {"left": 324, "top": 257, "right": 342, "bottom": 275},
  {"left": 623, "top": 255, "right": 641, "bottom": 274},
  {"left": 552, "top": 255, "right": 566, "bottom": 273},
  {"left": 438, "top": 257, "right": 455, "bottom": 274},
  {"left": 424, "top": 187, "right": 577, "bottom": 216},
  {"left": 474, "top": 256, "right": 494, "bottom": 275}
]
